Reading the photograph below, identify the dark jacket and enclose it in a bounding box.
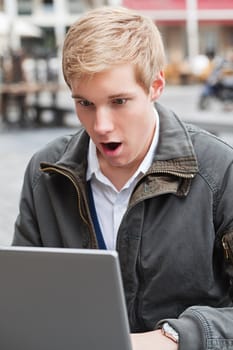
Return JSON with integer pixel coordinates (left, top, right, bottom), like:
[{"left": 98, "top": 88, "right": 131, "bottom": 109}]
[{"left": 13, "top": 103, "right": 233, "bottom": 350}]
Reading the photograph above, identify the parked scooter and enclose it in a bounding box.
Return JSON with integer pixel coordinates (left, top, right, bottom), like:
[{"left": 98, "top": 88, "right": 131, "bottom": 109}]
[{"left": 198, "top": 56, "right": 233, "bottom": 110}]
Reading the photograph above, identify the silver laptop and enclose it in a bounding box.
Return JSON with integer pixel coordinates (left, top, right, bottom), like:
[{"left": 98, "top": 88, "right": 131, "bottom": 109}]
[{"left": 0, "top": 246, "right": 132, "bottom": 350}]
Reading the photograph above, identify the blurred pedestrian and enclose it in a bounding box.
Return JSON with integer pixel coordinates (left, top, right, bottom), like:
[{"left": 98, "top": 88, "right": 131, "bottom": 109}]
[
  {"left": 199, "top": 49, "right": 233, "bottom": 109},
  {"left": 1, "top": 49, "right": 27, "bottom": 125}
]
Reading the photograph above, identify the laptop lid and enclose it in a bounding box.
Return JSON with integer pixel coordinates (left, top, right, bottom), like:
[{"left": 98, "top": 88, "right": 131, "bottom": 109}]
[{"left": 0, "top": 246, "right": 132, "bottom": 350}]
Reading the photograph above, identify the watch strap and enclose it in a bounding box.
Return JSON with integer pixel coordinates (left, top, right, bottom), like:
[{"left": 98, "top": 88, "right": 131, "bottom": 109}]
[{"left": 161, "top": 322, "right": 179, "bottom": 343}]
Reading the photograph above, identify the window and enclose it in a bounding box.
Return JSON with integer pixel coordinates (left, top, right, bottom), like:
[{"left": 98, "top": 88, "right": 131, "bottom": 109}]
[
  {"left": 42, "top": 0, "right": 54, "bottom": 12},
  {"left": 67, "top": 0, "right": 85, "bottom": 13},
  {"left": 18, "top": 0, "right": 33, "bottom": 15},
  {"left": 0, "top": 0, "right": 4, "bottom": 11}
]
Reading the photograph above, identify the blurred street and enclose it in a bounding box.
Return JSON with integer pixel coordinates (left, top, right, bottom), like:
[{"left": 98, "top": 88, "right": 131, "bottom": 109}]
[{"left": 1, "top": 83, "right": 233, "bottom": 246}]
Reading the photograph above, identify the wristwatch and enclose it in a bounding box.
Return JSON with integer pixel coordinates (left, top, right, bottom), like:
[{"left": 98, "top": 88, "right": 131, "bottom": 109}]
[{"left": 161, "top": 322, "right": 179, "bottom": 343}]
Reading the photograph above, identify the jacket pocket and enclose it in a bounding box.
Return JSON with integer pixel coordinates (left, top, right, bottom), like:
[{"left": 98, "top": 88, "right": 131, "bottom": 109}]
[{"left": 222, "top": 231, "right": 233, "bottom": 264}]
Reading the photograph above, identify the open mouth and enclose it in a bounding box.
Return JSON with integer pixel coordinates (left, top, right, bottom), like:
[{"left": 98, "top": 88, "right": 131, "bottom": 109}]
[{"left": 102, "top": 142, "right": 121, "bottom": 151}]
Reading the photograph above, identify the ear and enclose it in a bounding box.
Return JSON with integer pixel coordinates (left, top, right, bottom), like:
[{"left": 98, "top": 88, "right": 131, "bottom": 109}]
[{"left": 150, "top": 71, "right": 165, "bottom": 101}]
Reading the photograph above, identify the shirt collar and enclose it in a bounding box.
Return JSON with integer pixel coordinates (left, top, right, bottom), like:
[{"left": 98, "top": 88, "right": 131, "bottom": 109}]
[{"left": 86, "top": 108, "right": 160, "bottom": 181}]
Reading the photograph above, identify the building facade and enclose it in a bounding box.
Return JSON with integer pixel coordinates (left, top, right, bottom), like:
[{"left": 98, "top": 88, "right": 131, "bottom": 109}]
[
  {"left": 123, "top": 0, "right": 233, "bottom": 62},
  {"left": 0, "top": 0, "right": 120, "bottom": 55}
]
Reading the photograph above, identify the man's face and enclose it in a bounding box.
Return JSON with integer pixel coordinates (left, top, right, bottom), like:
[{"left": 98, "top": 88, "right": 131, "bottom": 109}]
[{"left": 70, "top": 64, "right": 164, "bottom": 174}]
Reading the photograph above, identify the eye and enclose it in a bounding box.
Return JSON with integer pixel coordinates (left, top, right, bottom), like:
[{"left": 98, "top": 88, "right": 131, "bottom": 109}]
[
  {"left": 77, "top": 100, "right": 93, "bottom": 107},
  {"left": 113, "top": 98, "right": 127, "bottom": 105}
]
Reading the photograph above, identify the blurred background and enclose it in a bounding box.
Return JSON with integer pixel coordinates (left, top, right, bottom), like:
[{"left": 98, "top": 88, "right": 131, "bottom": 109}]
[{"left": 0, "top": 0, "right": 233, "bottom": 245}]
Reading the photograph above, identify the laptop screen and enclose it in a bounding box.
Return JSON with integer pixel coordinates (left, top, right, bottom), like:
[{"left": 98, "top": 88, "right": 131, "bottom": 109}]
[{"left": 0, "top": 246, "right": 132, "bottom": 350}]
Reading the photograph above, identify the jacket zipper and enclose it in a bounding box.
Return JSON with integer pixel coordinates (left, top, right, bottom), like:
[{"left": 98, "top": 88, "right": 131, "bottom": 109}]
[
  {"left": 222, "top": 239, "right": 229, "bottom": 260},
  {"left": 222, "top": 236, "right": 232, "bottom": 261},
  {"left": 41, "top": 165, "right": 98, "bottom": 249},
  {"left": 152, "top": 169, "right": 195, "bottom": 179}
]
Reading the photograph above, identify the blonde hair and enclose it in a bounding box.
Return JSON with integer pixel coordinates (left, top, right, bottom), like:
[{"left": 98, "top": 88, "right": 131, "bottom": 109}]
[{"left": 62, "top": 6, "right": 166, "bottom": 92}]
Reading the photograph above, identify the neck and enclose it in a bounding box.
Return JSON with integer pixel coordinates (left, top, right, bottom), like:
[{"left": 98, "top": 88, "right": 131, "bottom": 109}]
[{"left": 99, "top": 159, "right": 140, "bottom": 191}]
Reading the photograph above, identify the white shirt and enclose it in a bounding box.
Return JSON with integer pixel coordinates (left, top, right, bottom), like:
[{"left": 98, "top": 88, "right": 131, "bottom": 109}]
[{"left": 86, "top": 110, "right": 160, "bottom": 250}]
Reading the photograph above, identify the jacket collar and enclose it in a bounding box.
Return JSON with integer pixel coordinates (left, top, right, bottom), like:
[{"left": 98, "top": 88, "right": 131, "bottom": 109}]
[{"left": 151, "top": 102, "right": 198, "bottom": 177}]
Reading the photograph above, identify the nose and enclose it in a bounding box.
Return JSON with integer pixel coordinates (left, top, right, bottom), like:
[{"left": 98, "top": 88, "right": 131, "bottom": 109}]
[{"left": 93, "top": 107, "right": 114, "bottom": 135}]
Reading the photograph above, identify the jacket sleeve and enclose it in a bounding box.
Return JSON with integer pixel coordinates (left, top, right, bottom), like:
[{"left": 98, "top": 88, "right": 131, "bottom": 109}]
[
  {"left": 157, "top": 304, "right": 233, "bottom": 350},
  {"left": 156, "top": 164, "right": 233, "bottom": 350},
  {"left": 13, "top": 154, "right": 43, "bottom": 246}
]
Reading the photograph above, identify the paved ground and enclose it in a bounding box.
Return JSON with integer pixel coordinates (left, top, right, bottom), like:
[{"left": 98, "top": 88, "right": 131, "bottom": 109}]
[
  {"left": 0, "top": 124, "right": 79, "bottom": 245},
  {"left": 0, "top": 84, "right": 233, "bottom": 246}
]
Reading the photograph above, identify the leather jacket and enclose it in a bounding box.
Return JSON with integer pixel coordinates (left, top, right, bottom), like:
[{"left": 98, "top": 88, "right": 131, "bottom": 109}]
[{"left": 13, "top": 103, "right": 233, "bottom": 350}]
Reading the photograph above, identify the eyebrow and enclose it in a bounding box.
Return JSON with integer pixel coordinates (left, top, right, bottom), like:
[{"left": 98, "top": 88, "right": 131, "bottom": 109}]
[
  {"left": 72, "top": 92, "right": 133, "bottom": 99},
  {"left": 108, "top": 93, "right": 132, "bottom": 99},
  {"left": 71, "top": 94, "right": 85, "bottom": 99}
]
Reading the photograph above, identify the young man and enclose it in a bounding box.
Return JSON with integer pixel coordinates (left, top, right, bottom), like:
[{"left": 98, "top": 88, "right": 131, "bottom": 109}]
[{"left": 13, "top": 6, "right": 233, "bottom": 350}]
